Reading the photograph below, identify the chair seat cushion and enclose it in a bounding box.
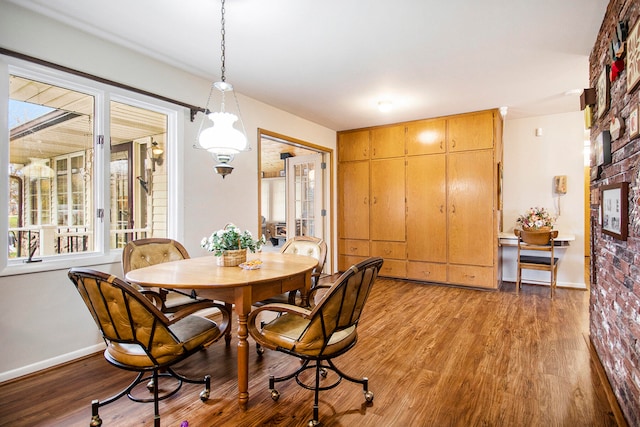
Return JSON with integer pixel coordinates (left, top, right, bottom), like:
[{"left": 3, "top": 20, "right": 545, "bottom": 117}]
[
  {"left": 106, "top": 315, "right": 221, "bottom": 367},
  {"left": 253, "top": 293, "right": 290, "bottom": 307},
  {"left": 262, "top": 313, "right": 357, "bottom": 357},
  {"left": 520, "top": 255, "right": 559, "bottom": 265}
]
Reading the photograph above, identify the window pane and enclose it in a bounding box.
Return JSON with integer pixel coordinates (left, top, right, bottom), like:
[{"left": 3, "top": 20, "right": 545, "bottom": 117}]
[
  {"left": 109, "top": 101, "right": 167, "bottom": 248},
  {"left": 8, "top": 76, "right": 94, "bottom": 259}
]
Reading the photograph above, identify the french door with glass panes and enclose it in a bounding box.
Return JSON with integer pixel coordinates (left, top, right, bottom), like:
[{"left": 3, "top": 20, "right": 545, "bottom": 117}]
[{"left": 286, "top": 154, "right": 324, "bottom": 239}]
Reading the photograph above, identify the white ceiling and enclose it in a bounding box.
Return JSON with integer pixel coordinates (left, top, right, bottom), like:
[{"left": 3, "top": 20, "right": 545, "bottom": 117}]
[{"left": 8, "top": 0, "right": 608, "bottom": 131}]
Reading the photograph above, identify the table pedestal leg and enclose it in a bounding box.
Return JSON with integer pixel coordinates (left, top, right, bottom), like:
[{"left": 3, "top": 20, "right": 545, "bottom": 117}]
[{"left": 237, "top": 311, "right": 249, "bottom": 409}]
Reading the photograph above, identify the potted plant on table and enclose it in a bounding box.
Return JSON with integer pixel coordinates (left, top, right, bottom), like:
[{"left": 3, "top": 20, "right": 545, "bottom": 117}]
[{"left": 201, "top": 223, "right": 265, "bottom": 266}]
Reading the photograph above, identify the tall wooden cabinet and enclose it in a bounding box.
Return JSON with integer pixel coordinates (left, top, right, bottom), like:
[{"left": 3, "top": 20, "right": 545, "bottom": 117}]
[{"left": 337, "top": 109, "right": 503, "bottom": 289}]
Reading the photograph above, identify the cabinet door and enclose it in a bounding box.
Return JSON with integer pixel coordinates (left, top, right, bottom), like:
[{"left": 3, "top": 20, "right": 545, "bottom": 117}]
[
  {"left": 338, "top": 161, "right": 369, "bottom": 239},
  {"left": 371, "top": 125, "right": 405, "bottom": 159},
  {"left": 338, "top": 130, "right": 370, "bottom": 161},
  {"left": 406, "top": 119, "right": 446, "bottom": 155},
  {"left": 406, "top": 154, "right": 446, "bottom": 262},
  {"left": 448, "top": 111, "right": 494, "bottom": 152},
  {"left": 370, "top": 158, "right": 405, "bottom": 241},
  {"left": 448, "top": 150, "right": 494, "bottom": 266}
]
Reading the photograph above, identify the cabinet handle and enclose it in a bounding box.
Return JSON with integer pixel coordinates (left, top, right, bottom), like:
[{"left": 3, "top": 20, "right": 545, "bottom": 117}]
[
  {"left": 350, "top": 247, "right": 358, "bottom": 252},
  {"left": 452, "top": 204, "right": 456, "bottom": 214},
  {"left": 364, "top": 197, "right": 368, "bottom": 205},
  {"left": 440, "top": 141, "right": 443, "bottom": 150},
  {"left": 373, "top": 196, "right": 377, "bottom": 205},
  {"left": 422, "top": 271, "right": 430, "bottom": 276},
  {"left": 384, "top": 249, "right": 391, "bottom": 255},
  {"left": 372, "top": 147, "right": 376, "bottom": 156},
  {"left": 452, "top": 139, "right": 456, "bottom": 148},
  {"left": 440, "top": 205, "right": 444, "bottom": 213}
]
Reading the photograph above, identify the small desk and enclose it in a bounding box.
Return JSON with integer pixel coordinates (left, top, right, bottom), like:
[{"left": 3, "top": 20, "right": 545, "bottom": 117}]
[
  {"left": 125, "top": 252, "right": 317, "bottom": 409},
  {"left": 499, "top": 231, "right": 575, "bottom": 287},
  {"left": 499, "top": 231, "right": 575, "bottom": 246}
]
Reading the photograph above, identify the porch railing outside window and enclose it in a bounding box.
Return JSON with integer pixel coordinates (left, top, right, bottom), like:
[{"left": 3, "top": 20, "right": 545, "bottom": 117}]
[{"left": 7, "top": 71, "right": 169, "bottom": 263}]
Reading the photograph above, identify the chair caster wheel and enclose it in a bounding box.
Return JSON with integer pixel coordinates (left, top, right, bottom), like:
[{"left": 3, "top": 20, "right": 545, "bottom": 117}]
[
  {"left": 200, "top": 389, "right": 210, "bottom": 401},
  {"left": 307, "top": 420, "right": 320, "bottom": 427},
  {"left": 256, "top": 344, "right": 264, "bottom": 355},
  {"left": 364, "top": 390, "right": 374, "bottom": 402},
  {"left": 270, "top": 389, "right": 280, "bottom": 401},
  {"left": 320, "top": 367, "right": 327, "bottom": 378},
  {"left": 146, "top": 378, "right": 155, "bottom": 392}
]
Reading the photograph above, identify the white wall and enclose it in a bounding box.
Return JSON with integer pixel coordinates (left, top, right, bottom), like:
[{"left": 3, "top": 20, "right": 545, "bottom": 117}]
[
  {"left": 0, "top": 1, "right": 336, "bottom": 382},
  {"left": 502, "top": 112, "right": 586, "bottom": 288}
]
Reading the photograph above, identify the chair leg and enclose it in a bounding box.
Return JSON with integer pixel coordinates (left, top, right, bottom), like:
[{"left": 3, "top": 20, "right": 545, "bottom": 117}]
[
  {"left": 326, "top": 359, "right": 374, "bottom": 402},
  {"left": 310, "top": 363, "right": 321, "bottom": 426},
  {"left": 225, "top": 303, "right": 233, "bottom": 347},
  {"left": 153, "top": 370, "right": 160, "bottom": 427},
  {"left": 90, "top": 400, "right": 102, "bottom": 427},
  {"left": 268, "top": 358, "right": 373, "bottom": 425},
  {"left": 516, "top": 266, "right": 521, "bottom": 294}
]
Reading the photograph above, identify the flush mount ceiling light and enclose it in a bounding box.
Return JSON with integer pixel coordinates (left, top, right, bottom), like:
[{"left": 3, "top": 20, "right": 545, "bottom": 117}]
[
  {"left": 195, "top": 0, "right": 249, "bottom": 178},
  {"left": 377, "top": 100, "right": 393, "bottom": 112}
]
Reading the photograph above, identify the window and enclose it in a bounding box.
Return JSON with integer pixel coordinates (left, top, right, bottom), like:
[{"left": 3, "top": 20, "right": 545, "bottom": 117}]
[{"left": 2, "top": 58, "right": 180, "bottom": 272}]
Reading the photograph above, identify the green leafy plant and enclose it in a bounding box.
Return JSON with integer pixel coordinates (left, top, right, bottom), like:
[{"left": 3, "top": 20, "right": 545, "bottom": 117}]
[
  {"left": 516, "top": 206, "right": 556, "bottom": 230},
  {"left": 201, "top": 223, "right": 265, "bottom": 256}
]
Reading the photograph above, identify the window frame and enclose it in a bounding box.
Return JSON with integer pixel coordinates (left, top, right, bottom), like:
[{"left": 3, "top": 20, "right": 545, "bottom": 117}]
[{"left": 0, "top": 55, "right": 183, "bottom": 276}]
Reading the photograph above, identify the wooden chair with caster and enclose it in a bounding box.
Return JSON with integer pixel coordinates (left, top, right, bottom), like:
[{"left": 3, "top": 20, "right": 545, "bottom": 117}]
[
  {"left": 68, "top": 268, "right": 230, "bottom": 427},
  {"left": 515, "top": 229, "right": 560, "bottom": 298},
  {"left": 123, "top": 238, "right": 233, "bottom": 345},
  {"left": 253, "top": 236, "right": 327, "bottom": 355},
  {"left": 248, "top": 257, "right": 383, "bottom": 427}
]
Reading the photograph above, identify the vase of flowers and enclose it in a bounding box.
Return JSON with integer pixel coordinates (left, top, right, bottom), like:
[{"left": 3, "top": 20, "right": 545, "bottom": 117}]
[
  {"left": 516, "top": 206, "right": 556, "bottom": 231},
  {"left": 515, "top": 207, "right": 556, "bottom": 245},
  {"left": 201, "top": 223, "right": 265, "bottom": 266}
]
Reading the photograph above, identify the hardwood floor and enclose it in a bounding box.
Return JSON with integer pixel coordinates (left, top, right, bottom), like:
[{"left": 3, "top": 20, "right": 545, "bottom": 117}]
[{"left": 0, "top": 277, "right": 620, "bottom": 426}]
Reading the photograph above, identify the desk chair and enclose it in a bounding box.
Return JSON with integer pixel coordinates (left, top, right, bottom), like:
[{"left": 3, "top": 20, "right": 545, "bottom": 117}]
[
  {"left": 253, "top": 236, "right": 327, "bottom": 355},
  {"left": 515, "top": 229, "right": 559, "bottom": 298},
  {"left": 248, "top": 257, "right": 383, "bottom": 426},
  {"left": 68, "top": 268, "right": 230, "bottom": 427}
]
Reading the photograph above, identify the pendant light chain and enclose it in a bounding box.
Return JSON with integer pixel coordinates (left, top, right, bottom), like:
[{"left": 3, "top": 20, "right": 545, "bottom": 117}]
[{"left": 220, "top": 0, "right": 226, "bottom": 83}]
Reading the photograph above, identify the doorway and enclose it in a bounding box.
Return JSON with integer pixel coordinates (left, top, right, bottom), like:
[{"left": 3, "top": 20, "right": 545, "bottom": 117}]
[{"left": 258, "top": 129, "right": 332, "bottom": 273}]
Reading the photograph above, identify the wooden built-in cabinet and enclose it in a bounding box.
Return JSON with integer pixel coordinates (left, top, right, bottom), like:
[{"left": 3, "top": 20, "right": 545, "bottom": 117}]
[{"left": 337, "top": 109, "right": 503, "bottom": 289}]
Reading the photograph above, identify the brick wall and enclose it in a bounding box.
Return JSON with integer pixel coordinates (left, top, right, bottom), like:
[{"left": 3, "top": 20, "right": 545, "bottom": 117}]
[{"left": 589, "top": 1, "right": 640, "bottom": 425}]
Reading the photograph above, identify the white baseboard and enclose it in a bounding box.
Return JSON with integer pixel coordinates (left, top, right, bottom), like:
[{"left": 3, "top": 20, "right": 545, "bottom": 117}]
[
  {"left": 502, "top": 277, "right": 587, "bottom": 290},
  {"left": 0, "top": 343, "right": 105, "bottom": 384}
]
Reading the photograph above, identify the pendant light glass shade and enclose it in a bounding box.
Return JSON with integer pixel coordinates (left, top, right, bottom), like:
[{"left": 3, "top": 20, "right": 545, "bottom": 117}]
[{"left": 199, "top": 111, "right": 247, "bottom": 155}]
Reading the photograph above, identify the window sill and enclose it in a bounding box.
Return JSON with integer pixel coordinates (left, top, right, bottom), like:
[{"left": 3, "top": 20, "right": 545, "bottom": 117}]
[{"left": 0, "top": 252, "right": 121, "bottom": 277}]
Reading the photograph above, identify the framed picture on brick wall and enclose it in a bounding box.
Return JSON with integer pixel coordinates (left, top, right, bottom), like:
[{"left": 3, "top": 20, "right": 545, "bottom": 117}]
[
  {"left": 630, "top": 106, "right": 639, "bottom": 137},
  {"left": 627, "top": 18, "right": 640, "bottom": 93},
  {"left": 601, "top": 182, "right": 628, "bottom": 240},
  {"left": 597, "top": 65, "right": 610, "bottom": 118}
]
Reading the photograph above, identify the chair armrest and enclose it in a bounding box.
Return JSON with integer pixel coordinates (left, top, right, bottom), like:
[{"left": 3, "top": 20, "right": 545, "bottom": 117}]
[
  {"left": 249, "top": 303, "right": 311, "bottom": 321},
  {"left": 139, "top": 289, "right": 168, "bottom": 311}
]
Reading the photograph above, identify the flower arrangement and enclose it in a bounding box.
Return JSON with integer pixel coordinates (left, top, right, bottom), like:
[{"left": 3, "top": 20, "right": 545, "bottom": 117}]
[
  {"left": 516, "top": 206, "right": 556, "bottom": 230},
  {"left": 201, "top": 223, "right": 265, "bottom": 257}
]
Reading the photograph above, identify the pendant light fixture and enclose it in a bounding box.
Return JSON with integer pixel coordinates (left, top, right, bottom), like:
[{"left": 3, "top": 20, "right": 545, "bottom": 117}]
[{"left": 196, "top": 0, "right": 249, "bottom": 178}]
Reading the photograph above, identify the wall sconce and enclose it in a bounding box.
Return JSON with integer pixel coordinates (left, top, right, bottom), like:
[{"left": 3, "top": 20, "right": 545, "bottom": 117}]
[{"left": 148, "top": 141, "right": 164, "bottom": 171}]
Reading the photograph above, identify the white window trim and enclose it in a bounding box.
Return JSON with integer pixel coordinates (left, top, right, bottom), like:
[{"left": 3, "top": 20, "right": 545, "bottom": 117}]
[{"left": 0, "top": 55, "right": 184, "bottom": 277}]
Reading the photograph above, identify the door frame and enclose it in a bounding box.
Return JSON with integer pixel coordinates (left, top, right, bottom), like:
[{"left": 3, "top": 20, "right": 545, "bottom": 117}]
[{"left": 257, "top": 129, "right": 333, "bottom": 274}]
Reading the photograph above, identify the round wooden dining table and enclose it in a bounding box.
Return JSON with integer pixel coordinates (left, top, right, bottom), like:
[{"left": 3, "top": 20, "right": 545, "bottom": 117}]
[{"left": 125, "top": 251, "right": 317, "bottom": 409}]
